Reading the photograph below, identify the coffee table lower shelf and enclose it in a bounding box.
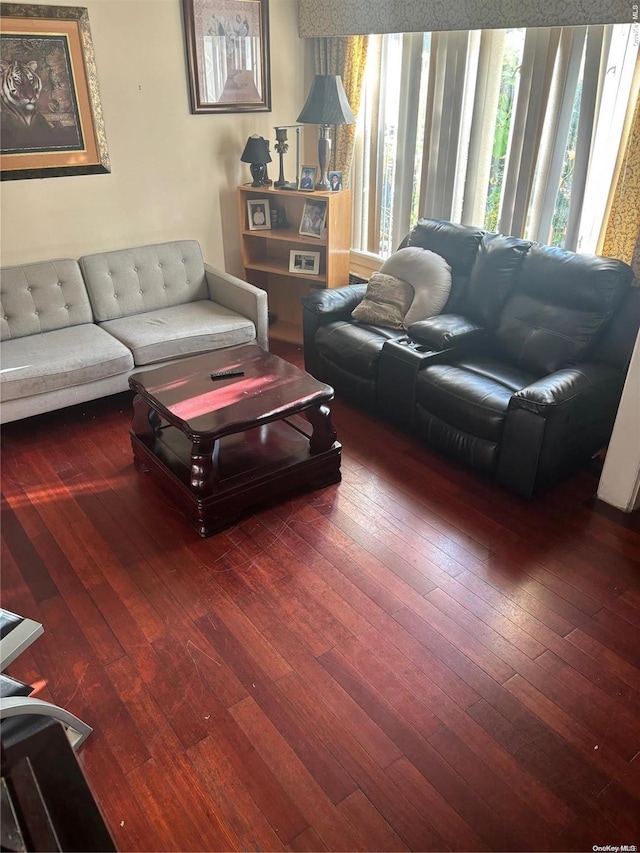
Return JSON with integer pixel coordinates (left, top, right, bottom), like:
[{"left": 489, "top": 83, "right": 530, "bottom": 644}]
[{"left": 130, "top": 415, "right": 342, "bottom": 537}]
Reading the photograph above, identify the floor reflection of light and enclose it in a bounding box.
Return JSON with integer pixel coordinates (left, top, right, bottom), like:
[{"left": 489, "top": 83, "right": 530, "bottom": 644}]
[
  {"left": 29, "top": 678, "right": 47, "bottom": 696},
  {"left": 4, "top": 477, "right": 126, "bottom": 507}
]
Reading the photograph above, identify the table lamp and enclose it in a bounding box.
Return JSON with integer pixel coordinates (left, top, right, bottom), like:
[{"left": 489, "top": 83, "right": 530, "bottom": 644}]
[
  {"left": 241, "top": 134, "right": 272, "bottom": 187},
  {"left": 297, "top": 75, "right": 356, "bottom": 191}
]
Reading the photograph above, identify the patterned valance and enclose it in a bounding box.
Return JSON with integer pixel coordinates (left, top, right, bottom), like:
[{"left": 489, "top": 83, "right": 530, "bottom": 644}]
[{"left": 299, "top": 0, "right": 634, "bottom": 37}]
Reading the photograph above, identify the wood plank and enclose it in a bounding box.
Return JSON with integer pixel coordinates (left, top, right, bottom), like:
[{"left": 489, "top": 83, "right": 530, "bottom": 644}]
[
  {"left": 196, "top": 611, "right": 357, "bottom": 805},
  {"left": 355, "top": 627, "right": 575, "bottom": 831},
  {"left": 505, "top": 674, "right": 640, "bottom": 795},
  {"left": 187, "top": 737, "right": 285, "bottom": 852},
  {"left": 238, "top": 592, "right": 403, "bottom": 769},
  {"left": 1, "top": 497, "right": 59, "bottom": 602},
  {"left": 427, "top": 725, "right": 556, "bottom": 850},
  {"left": 535, "top": 649, "right": 640, "bottom": 761},
  {"left": 78, "top": 740, "right": 165, "bottom": 853},
  {"left": 276, "top": 671, "right": 447, "bottom": 851},
  {"left": 318, "top": 646, "right": 530, "bottom": 851},
  {"left": 336, "top": 789, "right": 409, "bottom": 852},
  {"left": 286, "top": 826, "right": 328, "bottom": 852},
  {"left": 386, "top": 757, "right": 490, "bottom": 852},
  {"left": 230, "top": 696, "right": 365, "bottom": 852},
  {"left": 333, "top": 635, "right": 442, "bottom": 740}
]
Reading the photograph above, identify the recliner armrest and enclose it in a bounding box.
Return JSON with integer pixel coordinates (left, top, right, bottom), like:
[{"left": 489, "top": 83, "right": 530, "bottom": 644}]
[
  {"left": 509, "top": 363, "right": 620, "bottom": 414},
  {"left": 301, "top": 284, "right": 367, "bottom": 378},
  {"left": 407, "top": 314, "right": 485, "bottom": 351},
  {"left": 301, "top": 284, "right": 367, "bottom": 319},
  {"left": 498, "top": 361, "right": 625, "bottom": 496}
]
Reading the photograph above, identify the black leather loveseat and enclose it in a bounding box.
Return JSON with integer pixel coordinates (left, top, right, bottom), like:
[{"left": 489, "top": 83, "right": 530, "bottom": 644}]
[{"left": 301, "top": 219, "right": 639, "bottom": 496}]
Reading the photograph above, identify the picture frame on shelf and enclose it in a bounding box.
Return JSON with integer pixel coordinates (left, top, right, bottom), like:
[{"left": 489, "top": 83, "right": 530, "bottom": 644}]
[
  {"left": 289, "top": 250, "right": 320, "bottom": 276},
  {"left": 0, "top": 3, "right": 110, "bottom": 182},
  {"left": 299, "top": 198, "right": 327, "bottom": 238},
  {"left": 182, "top": 0, "right": 271, "bottom": 114},
  {"left": 328, "top": 170, "right": 343, "bottom": 191},
  {"left": 269, "top": 201, "right": 288, "bottom": 229},
  {"left": 247, "top": 198, "right": 271, "bottom": 231},
  {"left": 299, "top": 165, "right": 316, "bottom": 191}
]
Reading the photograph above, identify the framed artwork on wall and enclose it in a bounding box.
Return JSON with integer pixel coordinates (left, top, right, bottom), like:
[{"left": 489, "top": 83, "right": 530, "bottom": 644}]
[
  {"left": 182, "top": 0, "right": 271, "bottom": 114},
  {"left": 0, "top": 3, "right": 110, "bottom": 181}
]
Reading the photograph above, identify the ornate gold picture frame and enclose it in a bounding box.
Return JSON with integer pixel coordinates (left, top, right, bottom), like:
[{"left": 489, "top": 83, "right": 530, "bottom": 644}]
[{"left": 0, "top": 3, "right": 110, "bottom": 181}]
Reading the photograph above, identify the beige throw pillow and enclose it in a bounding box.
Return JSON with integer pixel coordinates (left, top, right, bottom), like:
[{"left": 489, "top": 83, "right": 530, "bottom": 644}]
[
  {"left": 351, "top": 272, "right": 414, "bottom": 329},
  {"left": 380, "top": 247, "right": 452, "bottom": 325}
]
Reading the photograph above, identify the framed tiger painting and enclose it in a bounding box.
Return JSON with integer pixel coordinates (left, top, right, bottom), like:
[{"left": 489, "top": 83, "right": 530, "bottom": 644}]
[{"left": 0, "top": 3, "right": 110, "bottom": 180}]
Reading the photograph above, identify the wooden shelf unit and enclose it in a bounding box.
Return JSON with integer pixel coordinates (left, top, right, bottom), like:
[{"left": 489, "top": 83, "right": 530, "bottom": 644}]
[{"left": 238, "top": 185, "right": 352, "bottom": 343}]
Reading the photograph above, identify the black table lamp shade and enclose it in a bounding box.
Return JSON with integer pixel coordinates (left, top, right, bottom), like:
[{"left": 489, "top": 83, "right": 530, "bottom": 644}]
[
  {"left": 297, "top": 75, "right": 356, "bottom": 126},
  {"left": 241, "top": 135, "right": 272, "bottom": 187},
  {"left": 296, "top": 75, "right": 355, "bottom": 190}
]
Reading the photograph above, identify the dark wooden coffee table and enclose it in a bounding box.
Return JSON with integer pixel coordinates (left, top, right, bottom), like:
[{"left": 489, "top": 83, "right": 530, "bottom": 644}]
[{"left": 128, "top": 345, "right": 341, "bottom": 536}]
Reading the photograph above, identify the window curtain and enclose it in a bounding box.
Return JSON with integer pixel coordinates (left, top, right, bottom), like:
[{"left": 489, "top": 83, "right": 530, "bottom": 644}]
[
  {"left": 313, "top": 36, "right": 369, "bottom": 178},
  {"left": 601, "top": 85, "right": 640, "bottom": 281}
]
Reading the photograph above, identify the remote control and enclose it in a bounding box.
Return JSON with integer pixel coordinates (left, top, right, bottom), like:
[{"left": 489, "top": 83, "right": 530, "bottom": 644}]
[{"left": 210, "top": 369, "right": 245, "bottom": 380}]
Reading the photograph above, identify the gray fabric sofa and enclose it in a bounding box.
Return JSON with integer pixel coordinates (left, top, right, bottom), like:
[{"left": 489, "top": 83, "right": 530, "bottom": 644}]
[{"left": 0, "top": 240, "right": 268, "bottom": 424}]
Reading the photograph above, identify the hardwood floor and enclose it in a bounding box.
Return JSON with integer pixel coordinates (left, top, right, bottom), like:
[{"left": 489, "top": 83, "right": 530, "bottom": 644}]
[{"left": 2, "top": 340, "right": 639, "bottom": 852}]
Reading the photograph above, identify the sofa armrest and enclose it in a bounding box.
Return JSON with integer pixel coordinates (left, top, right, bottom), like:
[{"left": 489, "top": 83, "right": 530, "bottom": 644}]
[
  {"left": 509, "top": 363, "right": 618, "bottom": 412},
  {"left": 204, "top": 264, "right": 269, "bottom": 351},
  {"left": 301, "top": 284, "right": 367, "bottom": 377},
  {"left": 407, "top": 314, "right": 485, "bottom": 351},
  {"left": 497, "top": 362, "right": 625, "bottom": 496},
  {"left": 301, "top": 284, "right": 367, "bottom": 319}
]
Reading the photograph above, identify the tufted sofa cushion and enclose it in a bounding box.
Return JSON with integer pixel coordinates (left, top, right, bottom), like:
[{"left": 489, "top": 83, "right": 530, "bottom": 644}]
[
  {"left": 464, "top": 233, "right": 530, "bottom": 328},
  {"left": 0, "top": 259, "right": 93, "bottom": 341},
  {"left": 80, "top": 240, "right": 208, "bottom": 322},
  {"left": 495, "top": 245, "right": 634, "bottom": 375}
]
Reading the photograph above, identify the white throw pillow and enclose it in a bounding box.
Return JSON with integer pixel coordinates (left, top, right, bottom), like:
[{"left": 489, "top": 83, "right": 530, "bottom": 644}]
[{"left": 380, "top": 247, "right": 452, "bottom": 326}]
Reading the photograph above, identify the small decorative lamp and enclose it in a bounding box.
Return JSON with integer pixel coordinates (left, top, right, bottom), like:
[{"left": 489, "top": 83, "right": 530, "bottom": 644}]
[
  {"left": 240, "top": 134, "right": 272, "bottom": 187},
  {"left": 296, "top": 75, "right": 356, "bottom": 190}
]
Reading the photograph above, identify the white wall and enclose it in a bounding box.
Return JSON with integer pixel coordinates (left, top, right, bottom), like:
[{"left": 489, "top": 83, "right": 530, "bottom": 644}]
[
  {"left": 597, "top": 330, "right": 640, "bottom": 512},
  {"left": 0, "top": 0, "right": 305, "bottom": 278}
]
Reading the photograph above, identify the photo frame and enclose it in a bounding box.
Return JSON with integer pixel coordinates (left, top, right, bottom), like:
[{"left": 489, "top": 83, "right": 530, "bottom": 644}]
[
  {"left": 0, "top": 3, "right": 110, "bottom": 181},
  {"left": 299, "top": 164, "right": 316, "bottom": 191},
  {"left": 328, "top": 170, "right": 343, "bottom": 191},
  {"left": 182, "top": 0, "right": 271, "bottom": 114},
  {"left": 299, "top": 198, "right": 327, "bottom": 238},
  {"left": 247, "top": 198, "right": 271, "bottom": 230},
  {"left": 289, "top": 250, "right": 320, "bottom": 276}
]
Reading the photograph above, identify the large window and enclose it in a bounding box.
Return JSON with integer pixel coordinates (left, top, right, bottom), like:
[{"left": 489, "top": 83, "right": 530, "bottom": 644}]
[{"left": 352, "top": 24, "right": 638, "bottom": 259}]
